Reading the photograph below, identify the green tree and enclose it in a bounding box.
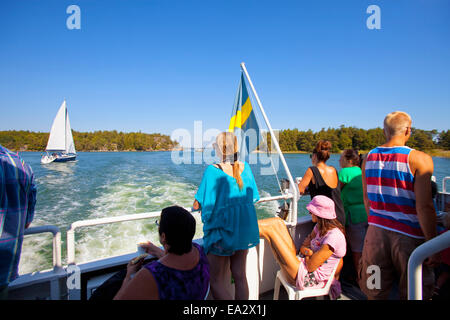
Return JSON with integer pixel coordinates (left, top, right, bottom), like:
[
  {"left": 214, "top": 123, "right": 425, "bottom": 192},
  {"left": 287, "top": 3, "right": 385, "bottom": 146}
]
[
  {"left": 438, "top": 130, "right": 450, "bottom": 150},
  {"left": 407, "top": 128, "right": 436, "bottom": 150}
]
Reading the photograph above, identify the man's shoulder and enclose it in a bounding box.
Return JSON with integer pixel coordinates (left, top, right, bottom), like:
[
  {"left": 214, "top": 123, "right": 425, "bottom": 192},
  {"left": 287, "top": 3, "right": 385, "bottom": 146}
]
[
  {"left": 409, "top": 149, "right": 432, "bottom": 164},
  {"left": 0, "top": 145, "right": 17, "bottom": 163},
  {"left": 409, "top": 149, "right": 433, "bottom": 174},
  {"left": 0, "top": 147, "right": 33, "bottom": 176}
]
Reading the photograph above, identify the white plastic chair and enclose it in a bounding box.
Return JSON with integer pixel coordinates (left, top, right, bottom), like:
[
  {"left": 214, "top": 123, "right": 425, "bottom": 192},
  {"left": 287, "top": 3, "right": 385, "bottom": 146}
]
[
  {"left": 204, "top": 282, "right": 210, "bottom": 300},
  {"left": 273, "top": 261, "right": 340, "bottom": 300}
]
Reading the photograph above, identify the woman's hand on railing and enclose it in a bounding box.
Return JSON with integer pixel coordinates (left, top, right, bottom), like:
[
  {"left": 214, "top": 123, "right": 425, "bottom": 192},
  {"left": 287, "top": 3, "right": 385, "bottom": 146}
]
[
  {"left": 139, "top": 241, "right": 164, "bottom": 259},
  {"left": 193, "top": 200, "right": 201, "bottom": 211}
]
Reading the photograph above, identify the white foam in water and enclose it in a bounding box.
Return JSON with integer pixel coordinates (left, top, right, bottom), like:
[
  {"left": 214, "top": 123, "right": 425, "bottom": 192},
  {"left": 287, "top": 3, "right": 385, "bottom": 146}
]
[
  {"left": 74, "top": 174, "right": 203, "bottom": 264},
  {"left": 19, "top": 164, "right": 281, "bottom": 273},
  {"left": 74, "top": 182, "right": 278, "bottom": 265},
  {"left": 19, "top": 233, "right": 53, "bottom": 274},
  {"left": 255, "top": 189, "right": 280, "bottom": 218}
]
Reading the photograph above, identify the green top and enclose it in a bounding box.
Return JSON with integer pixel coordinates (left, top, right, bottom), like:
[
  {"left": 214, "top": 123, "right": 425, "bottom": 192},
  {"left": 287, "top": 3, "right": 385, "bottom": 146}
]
[{"left": 338, "top": 166, "right": 367, "bottom": 226}]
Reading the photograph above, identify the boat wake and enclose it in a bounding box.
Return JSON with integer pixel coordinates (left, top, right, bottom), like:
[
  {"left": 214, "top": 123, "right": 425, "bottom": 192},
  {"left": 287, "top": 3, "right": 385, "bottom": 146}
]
[{"left": 19, "top": 166, "right": 280, "bottom": 274}]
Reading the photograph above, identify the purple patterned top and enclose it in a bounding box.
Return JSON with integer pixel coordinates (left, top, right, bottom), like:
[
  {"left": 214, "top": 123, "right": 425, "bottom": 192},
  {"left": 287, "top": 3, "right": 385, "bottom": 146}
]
[{"left": 144, "top": 243, "right": 210, "bottom": 300}]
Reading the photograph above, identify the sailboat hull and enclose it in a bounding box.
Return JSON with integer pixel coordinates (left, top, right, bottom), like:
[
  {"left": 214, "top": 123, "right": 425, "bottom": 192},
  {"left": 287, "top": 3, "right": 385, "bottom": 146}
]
[{"left": 53, "top": 154, "right": 76, "bottom": 162}]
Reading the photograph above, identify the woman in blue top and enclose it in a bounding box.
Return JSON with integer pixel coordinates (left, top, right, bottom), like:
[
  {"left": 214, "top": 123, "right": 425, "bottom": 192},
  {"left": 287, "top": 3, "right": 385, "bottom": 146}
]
[{"left": 193, "top": 132, "right": 260, "bottom": 300}]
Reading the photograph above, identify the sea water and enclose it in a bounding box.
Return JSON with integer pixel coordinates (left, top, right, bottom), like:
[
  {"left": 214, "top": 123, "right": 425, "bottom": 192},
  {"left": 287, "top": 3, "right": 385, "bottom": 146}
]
[{"left": 16, "top": 151, "right": 450, "bottom": 275}]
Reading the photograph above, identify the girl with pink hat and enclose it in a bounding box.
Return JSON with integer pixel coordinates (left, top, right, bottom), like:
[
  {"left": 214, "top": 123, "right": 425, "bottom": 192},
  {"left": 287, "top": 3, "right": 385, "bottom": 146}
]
[{"left": 258, "top": 195, "right": 346, "bottom": 295}]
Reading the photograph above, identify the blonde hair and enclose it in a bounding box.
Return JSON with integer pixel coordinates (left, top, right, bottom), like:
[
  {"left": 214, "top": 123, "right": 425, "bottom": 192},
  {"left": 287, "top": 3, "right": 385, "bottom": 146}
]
[
  {"left": 216, "top": 132, "right": 243, "bottom": 189},
  {"left": 383, "top": 111, "right": 412, "bottom": 138}
]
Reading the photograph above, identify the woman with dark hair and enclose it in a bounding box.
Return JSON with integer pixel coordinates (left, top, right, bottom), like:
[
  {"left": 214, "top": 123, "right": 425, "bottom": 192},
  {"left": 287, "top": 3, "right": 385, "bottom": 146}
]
[
  {"left": 298, "top": 140, "right": 346, "bottom": 226},
  {"left": 338, "top": 149, "right": 367, "bottom": 275},
  {"left": 258, "top": 196, "right": 346, "bottom": 295},
  {"left": 193, "top": 131, "right": 260, "bottom": 300},
  {"left": 113, "top": 206, "right": 210, "bottom": 300}
]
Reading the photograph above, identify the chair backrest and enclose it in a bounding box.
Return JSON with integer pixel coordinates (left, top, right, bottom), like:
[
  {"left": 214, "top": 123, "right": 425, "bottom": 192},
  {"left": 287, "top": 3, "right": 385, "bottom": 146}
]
[
  {"left": 204, "top": 282, "right": 210, "bottom": 300},
  {"left": 322, "top": 260, "right": 340, "bottom": 291}
]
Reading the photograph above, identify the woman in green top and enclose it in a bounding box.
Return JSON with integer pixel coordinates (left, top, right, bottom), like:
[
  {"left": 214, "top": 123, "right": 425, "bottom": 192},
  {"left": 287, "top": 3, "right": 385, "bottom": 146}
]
[{"left": 338, "top": 149, "right": 368, "bottom": 276}]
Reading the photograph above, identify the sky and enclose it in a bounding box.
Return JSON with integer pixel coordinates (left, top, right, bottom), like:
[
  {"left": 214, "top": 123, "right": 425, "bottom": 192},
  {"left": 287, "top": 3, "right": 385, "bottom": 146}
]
[{"left": 0, "top": 0, "right": 449, "bottom": 139}]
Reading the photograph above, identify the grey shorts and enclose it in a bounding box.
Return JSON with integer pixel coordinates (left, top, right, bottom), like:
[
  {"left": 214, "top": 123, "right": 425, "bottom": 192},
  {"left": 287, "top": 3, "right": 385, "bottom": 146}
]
[
  {"left": 358, "top": 225, "right": 434, "bottom": 300},
  {"left": 346, "top": 218, "right": 368, "bottom": 253}
]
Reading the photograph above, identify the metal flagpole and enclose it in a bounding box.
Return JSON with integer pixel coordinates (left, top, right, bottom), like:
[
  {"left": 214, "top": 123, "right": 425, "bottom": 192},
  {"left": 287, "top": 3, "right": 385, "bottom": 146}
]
[{"left": 240, "top": 62, "right": 298, "bottom": 225}]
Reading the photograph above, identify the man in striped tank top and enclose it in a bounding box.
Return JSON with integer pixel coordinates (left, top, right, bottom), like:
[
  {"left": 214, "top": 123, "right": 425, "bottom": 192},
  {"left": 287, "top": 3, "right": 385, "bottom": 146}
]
[{"left": 359, "top": 111, "right": 440, "bottom": 300}]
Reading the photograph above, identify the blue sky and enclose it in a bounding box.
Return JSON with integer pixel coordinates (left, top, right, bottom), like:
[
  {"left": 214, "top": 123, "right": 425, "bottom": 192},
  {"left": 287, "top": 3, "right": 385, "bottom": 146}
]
[{"left": 1, "top": 0, "right": 449, "bottom": 137}]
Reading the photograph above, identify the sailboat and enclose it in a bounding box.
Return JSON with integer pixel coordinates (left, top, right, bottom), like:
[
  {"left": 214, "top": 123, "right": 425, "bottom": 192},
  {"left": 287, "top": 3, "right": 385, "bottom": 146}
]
[{"left": 41, "top": 100, "right": 77, "bottom": 164}]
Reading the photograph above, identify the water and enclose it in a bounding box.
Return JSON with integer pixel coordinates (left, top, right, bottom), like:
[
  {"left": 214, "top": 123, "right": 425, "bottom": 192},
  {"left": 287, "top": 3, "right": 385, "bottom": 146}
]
[{"left": 17, "top": 151, "right": 450, "bottom": 275}]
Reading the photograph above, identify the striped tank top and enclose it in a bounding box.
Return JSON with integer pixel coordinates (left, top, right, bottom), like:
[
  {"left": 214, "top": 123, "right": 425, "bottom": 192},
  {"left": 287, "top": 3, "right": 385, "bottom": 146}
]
[{"left": 365, "top": 146, "right": 423, "bottom": 238}]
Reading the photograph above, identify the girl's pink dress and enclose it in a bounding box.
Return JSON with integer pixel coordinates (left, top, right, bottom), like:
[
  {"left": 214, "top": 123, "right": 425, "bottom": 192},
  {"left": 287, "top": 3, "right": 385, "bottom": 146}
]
[{"left": 296, "top": 225, "right": 346, "bottom": 296}]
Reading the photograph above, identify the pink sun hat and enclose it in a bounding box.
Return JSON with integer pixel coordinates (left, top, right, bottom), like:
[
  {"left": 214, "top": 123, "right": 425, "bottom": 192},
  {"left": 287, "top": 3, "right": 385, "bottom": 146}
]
[{"left": 306, "top": 195, "right": 336, "bottom": 220}]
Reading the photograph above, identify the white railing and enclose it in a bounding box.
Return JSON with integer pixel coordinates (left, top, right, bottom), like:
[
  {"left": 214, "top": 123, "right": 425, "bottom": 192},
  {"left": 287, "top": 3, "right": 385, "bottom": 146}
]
[
  {"left": 24, "top": 225, "right": 62, "bottom": 271},
  {"left": 407, "top": 231, "right": 450, "bottom": 300},
  {"left": 443, "top": 177, "right": 450, "bottom": 193},
  {"left": 66, "top": 194, "right": 293, "bottom": 265}
]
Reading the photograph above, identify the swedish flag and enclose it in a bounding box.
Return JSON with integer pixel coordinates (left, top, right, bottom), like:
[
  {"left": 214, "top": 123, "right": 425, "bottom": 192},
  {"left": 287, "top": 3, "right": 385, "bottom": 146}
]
[{"left": 228, "top": 73, "right": 261, "bottom": 155}]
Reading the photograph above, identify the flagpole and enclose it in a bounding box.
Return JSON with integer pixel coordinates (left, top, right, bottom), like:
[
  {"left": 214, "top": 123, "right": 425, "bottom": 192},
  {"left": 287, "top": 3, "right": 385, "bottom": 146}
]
[{"left": 240, "top": 62, "right": 298, "bottom": 225}]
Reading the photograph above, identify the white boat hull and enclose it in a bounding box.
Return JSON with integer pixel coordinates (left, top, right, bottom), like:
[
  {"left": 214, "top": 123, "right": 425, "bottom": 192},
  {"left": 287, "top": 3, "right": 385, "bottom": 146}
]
[{"left": 41, "top": 155, "right": 56, "bottom": 164}]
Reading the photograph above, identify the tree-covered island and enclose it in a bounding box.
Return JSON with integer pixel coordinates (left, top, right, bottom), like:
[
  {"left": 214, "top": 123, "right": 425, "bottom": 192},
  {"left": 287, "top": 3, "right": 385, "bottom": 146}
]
[
  {"left": 0, "top": 127, "right": 449, "bottom": 156},
  {"left": 0, "top": 130, "right": 179, "bottom": 152}
]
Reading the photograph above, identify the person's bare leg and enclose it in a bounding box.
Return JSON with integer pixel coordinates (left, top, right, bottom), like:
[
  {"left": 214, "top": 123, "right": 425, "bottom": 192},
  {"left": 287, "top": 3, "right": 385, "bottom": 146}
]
[
  {"left": 207, "top": 254, "right": 233, "bottom": 300},
  {"left": 258, "top": 217, "right": 300, "bottom": 283},
  {"left": 230, "top": 249, "right": 249, "bottom": 300}
]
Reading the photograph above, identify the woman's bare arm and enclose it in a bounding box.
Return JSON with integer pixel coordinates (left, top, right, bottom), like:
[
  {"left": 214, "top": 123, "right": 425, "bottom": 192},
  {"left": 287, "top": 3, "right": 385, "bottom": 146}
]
[
  {"left": 114, "top": 268, "right": 159, "bottom": 300},
  {"left": 298, "top": 168, "right": 313, "bottom": 194}
]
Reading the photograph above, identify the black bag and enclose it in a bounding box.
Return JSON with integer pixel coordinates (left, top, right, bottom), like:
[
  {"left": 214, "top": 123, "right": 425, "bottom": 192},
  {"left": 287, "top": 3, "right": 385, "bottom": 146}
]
[{"left": 89, "top": 257, "right": 158, "bottom": 300}]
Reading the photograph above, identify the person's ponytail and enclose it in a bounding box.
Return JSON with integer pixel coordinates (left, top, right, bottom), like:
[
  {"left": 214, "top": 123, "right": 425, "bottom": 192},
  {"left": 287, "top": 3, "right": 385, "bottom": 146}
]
[
  {"left": 217, "top": 132, "right": 244, "bottom": 190},
  {"left": 233, "top": 161, "right": 243, "bottom": 190}
]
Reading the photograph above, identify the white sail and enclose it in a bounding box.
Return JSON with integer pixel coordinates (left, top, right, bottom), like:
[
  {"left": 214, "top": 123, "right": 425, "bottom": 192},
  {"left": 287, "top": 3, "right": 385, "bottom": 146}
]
[
  {"left": 65, "top": 110, "right": 76, "bottom": 154},
  {"left": 45, "top": 100, "right": 76, "bottom": 154},
  {"left": 45, "top": 101, "right": 67, "bottom": 151}
]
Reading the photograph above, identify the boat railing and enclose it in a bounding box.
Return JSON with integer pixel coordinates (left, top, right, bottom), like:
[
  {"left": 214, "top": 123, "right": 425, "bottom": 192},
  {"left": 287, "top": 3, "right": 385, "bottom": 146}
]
[
  {"left": 407, "top": 230, "right": 450, "bottom": 300},
  {"left": 8, "top": 226, "right": 65, "bottom": 300},
  {"left": 66, "top": 193, "right": 294, "bottom": 265},
  {"left": 443, "top": 176, "right": 450, "bottom": 194},
  {"left": 24, "top": 225, "right": 62, "bottom": 271},
  {"left": 408, "top": 177, "right": 450, "bottom": 300}
]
